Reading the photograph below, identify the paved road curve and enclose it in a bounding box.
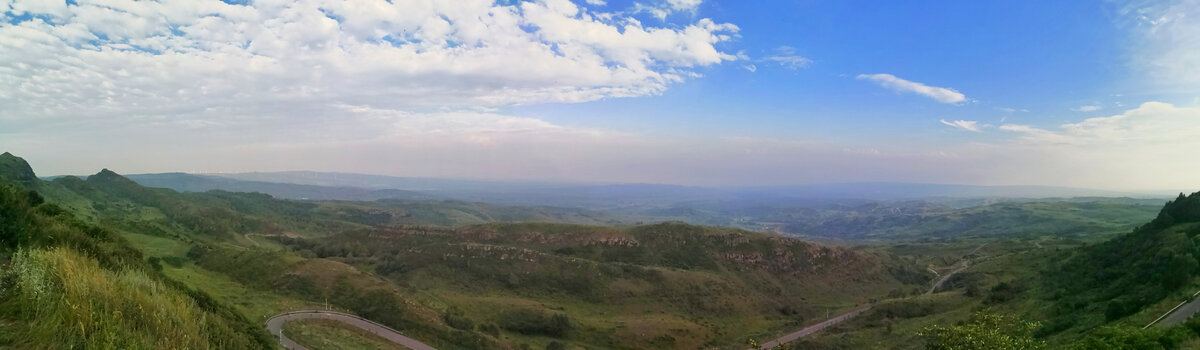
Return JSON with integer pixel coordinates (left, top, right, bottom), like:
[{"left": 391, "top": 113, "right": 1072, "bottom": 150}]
[
  {"left": 757, "top": 306, "right": 871, "bottom": 349},
  {"left": 1159, "top": 298, "right": 1200, "bottom": 326},
  {"left": 757, "top": 242, "right": 989, "bottom": 349},
  {"left": 1146, "top": 290, "right": 1200, "bottom": 327},
  {"left": 266, "top": 310, "right": 436, "bottom": 350}
]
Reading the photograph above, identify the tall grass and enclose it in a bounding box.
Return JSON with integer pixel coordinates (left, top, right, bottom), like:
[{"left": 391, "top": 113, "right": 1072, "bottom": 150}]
[
  {"left": 0, "top": 247, "right": 265, "bottom": 349},
  {"left": 0, "top": 182, "right": 270, "bottom": 349}
]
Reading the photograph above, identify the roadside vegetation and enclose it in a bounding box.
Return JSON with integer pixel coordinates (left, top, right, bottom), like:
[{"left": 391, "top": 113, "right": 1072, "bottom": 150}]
[{"left": 283, "top": 319, "right": 408, "bottom": 350}]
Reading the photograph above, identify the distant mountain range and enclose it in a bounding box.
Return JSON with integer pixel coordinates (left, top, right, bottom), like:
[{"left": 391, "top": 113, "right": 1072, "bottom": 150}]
[
  {"left": 120, "top": 173, "right": 435, "bottom": 201},
  {"left": 93, "top": 171, "right": 1166, "bottom": 206},
  {"left": 54, "top": 170, "right": 1162, "bottom": 241}
]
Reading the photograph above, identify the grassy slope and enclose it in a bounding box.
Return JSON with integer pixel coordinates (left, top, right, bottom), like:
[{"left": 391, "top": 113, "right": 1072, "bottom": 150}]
[
  {"left": 1, "top": 153, "right": 935, "bottom": 349},
  {"left": 793, "top": 192, "right": 1200, "bottom": 349},
  {"left": 778, "top": 200, "right": 1161, "bottom": 240},
  {"left": 283, "top": 319, "right": 408, "bottom": 350},
  {"left": 0, "top": 180, "right": 272, "bottom": 348},
  {"left": 37, "top": 174, "right": 928, "bottom": 347},
  {"left": 269, "top": 222, "right": 930, "bottom": 349}
]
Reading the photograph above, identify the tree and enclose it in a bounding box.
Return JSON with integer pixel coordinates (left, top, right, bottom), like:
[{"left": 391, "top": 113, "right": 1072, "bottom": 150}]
[{"left": 919, "top": 310, "right": 1045, "bottom": 350}]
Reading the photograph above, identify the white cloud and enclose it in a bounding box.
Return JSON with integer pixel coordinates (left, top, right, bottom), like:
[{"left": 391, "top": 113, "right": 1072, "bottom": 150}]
[
  {"left": 0, "top": 0, "right": 739, "bottom": 125},
  {"left": 856, "top": 73, "right": 968, "bottom": 104},
  {"left": 762, "top": 46, "right": 812, "bottom": 70},
  {"left": 668, "top": 0, "right": 703, "bottom": 11},
  {"left": 742, "top": 64, "right": 757, "bottom": 72},
  {"left": 585, "top": 0, "right": 606, "bottom": 5},
  {"left": 1073, "top": 105, "right": 1102, "bottom": 112},
  {"left": 939, "top": 119, "right": 982, "bottom": 132}
]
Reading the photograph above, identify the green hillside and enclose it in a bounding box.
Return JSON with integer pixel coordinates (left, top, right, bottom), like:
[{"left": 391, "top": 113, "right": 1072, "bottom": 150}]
[
  {"left": 785, "top": 191, "right": 1200, "bottom": 349},
  {"left": 10, "top": 149, "right": 1179, "bottom": 349},
  {"left": 1033, "top": 192, "right": 1200, "bottom": 342},
  {"left": 772, "top": 200, "right": 1162, "bottom": 240},
  {"left": 0, "top": 180, "right": 271, "bottom": 348}
]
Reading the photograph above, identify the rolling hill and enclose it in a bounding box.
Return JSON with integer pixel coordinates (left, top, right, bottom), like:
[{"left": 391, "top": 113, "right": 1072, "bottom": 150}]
[{"left": 0, "top": 152, "right": 932, "bottom": 349}]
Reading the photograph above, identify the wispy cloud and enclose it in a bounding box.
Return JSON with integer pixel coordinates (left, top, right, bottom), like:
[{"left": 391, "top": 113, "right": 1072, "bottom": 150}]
[
  {"left": 1072, "top": 105, "right": 1102, "bottom": 112},
  {"left": 763, "top": 46, "right": 812, "bottom": 69},
  {"left": 634, "top": 0, "right": 703, "bottom": 19},
  {"left": 856, "top": 74, "right": 968, "bottom": 104},
  {"left": 742, "top": 64, "right": 758, "bottom": 72},
  {"left": 940, "top": 119, "right": 983, "bottom": 132},
  {"left": 994, "top": 107, "right": 1029, "bottom": 113},
  {"left": 667, "top": 0, "right": 703, "bottom": 11},
  {"left": 1122, "top": 0, "right": 1200, "bottom": 89}
]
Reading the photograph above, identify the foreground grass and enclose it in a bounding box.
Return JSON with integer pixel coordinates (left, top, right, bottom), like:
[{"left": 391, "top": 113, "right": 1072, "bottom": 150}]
[{"left": 0, "top": 247, "right": 265, "bottom": 349}]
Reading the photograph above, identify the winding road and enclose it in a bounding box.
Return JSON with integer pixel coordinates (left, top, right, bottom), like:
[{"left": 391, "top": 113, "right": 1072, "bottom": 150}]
[
  {"left": 266, "top": 310, "right": 436, "bottom": 350},
  {"left": 756, "top": 243, "right": 989, "bottom": 349},
  {"left": 927, "top": 243, "right": 987, "bottom": 295}
]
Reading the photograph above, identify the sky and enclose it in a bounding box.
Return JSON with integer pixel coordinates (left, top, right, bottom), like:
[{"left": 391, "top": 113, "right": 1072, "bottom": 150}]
[{"left": 1, "top": 0, "right": 1199, "bottom": 191}]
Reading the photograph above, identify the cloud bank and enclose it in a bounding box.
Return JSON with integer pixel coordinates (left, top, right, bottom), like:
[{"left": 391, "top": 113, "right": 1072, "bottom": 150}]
[{"left": 0, "top": 0, "right": 739, "bottom": 124}]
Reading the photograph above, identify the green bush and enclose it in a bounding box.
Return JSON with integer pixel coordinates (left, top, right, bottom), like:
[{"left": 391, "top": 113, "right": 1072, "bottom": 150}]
[
  {"left": 444, "top": 307, "right": 476, "bottom": 330},
  {"left": 497, "top": 309, "right": 572, "bottom": 338}
]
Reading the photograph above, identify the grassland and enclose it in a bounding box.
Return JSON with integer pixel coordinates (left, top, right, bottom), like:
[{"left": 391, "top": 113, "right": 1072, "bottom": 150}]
[
  {"left": 6, "top": 155, "right": 933, "bottom": 349},
  {"left": 0, "top": 171, "right": 272, "bottom": 348},
  {"left": 283, "top": 319, "right": 408, "bottom": 350},
  {"left": 263, "top": 222, "right": 931, "bottom": 349}
]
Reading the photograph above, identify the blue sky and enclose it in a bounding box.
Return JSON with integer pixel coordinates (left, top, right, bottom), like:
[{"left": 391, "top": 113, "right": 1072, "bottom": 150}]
[
  {"left": 524, "top": 0, "right": 1132, "bottom": 139},
  {"left": 1, "top": 0, "right": 1199, "bottom": 191}
]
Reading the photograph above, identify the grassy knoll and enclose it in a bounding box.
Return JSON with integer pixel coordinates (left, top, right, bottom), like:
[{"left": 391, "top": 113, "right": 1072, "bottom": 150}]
[{"left": 283, "top": 319, "right": 408, "bottom": 350}]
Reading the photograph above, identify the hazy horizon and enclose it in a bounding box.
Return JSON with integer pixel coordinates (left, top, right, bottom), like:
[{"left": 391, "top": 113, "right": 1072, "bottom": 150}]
[
  {"left": 21, "top": 163, "right": 1184, "bottom": 197},
  {"left": 3, "top": 0, "right": 1200, "bottom": 191}
]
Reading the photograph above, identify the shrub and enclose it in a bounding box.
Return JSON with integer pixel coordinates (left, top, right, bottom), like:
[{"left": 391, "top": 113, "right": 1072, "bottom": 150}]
[
  {"left": 497, "top": 309, "right": 572, "bottom": 337},
  {"left": 918, "top": 310, "right": 1044, "bottom": 350},
  {"left": 444, "top": 307, "right": 476, "bottom": 330}
]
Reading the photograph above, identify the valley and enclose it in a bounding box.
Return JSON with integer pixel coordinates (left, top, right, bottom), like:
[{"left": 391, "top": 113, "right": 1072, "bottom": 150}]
[{"left": 2, "top": 151, "right": 1198, "bottom": 349}]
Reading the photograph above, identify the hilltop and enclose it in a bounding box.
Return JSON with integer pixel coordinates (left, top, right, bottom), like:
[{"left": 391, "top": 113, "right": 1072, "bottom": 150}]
[{"left": 0, "top": 152, "right": 38, "bottom": 188}]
